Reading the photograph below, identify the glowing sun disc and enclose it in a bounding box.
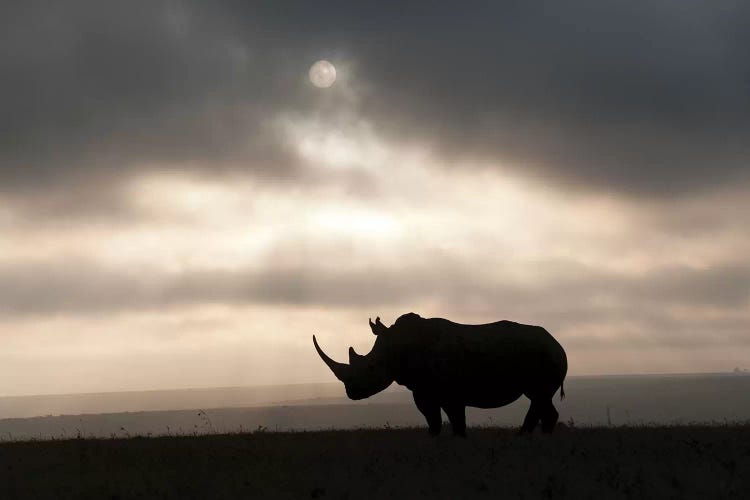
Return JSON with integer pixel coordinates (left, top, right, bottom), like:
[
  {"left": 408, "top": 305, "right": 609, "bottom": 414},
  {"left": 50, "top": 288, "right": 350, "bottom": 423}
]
[{"left": 309, "top": 60, "right": 336, "bottom": 88}]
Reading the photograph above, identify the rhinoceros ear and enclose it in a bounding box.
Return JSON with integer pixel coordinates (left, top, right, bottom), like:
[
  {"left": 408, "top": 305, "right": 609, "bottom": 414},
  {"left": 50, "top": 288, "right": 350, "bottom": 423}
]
[{"left": 369, "top": 316, "right": 388, "bottom": 335}]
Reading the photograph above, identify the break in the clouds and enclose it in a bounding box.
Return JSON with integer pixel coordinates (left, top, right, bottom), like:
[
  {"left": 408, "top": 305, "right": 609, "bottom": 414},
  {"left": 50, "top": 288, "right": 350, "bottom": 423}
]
[{"left": 1, "top": 1, "right": 749, "bottom": 394}]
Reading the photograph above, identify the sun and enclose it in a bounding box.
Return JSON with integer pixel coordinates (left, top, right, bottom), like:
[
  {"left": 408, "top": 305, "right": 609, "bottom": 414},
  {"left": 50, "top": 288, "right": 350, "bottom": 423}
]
[{"left": 309, "top": 60, "right": 337, "bottom": 88}]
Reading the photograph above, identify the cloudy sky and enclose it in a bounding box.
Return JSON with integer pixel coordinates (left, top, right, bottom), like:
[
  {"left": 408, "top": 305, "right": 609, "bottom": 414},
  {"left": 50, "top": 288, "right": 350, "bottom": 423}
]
[{"left": 1, "top": 1, "right": 749, "bottom": 396}]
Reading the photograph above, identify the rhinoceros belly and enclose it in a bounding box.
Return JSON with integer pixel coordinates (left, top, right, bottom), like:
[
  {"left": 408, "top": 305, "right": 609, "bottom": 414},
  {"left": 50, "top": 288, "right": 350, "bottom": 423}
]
[
  {"left": 452, "top": 367, "right": 527, "bottom": 408},
  {"left": 439, "top": 346, "right": 547, "bottom": 408},
  {"left": 463, "top": 389, "right": 525, "bottom": 409}
]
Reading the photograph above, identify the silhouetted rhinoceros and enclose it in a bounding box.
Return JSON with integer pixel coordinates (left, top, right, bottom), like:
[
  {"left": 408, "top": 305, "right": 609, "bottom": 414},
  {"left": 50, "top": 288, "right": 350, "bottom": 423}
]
[{"left": 314, "top": 313, "right": 567, "bottom": 436}]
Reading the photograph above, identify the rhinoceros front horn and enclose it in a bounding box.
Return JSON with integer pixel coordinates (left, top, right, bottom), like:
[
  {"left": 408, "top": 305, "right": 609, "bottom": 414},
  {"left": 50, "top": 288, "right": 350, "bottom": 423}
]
[{"left": 313, "top": 335, "right": 350, "bottom": 380}]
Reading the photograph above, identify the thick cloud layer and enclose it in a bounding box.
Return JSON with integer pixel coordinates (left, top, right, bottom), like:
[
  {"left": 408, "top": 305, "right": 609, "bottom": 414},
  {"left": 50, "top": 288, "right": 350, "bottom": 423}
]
[
  {"left": 3, "top": 1, "right": 750, "bottom": 197},
  {"left": 1, "top": 2, "right": 749, "bottom": 392},
  {"left": 1, "top": 257, "right": 748, "bottom": 317}
]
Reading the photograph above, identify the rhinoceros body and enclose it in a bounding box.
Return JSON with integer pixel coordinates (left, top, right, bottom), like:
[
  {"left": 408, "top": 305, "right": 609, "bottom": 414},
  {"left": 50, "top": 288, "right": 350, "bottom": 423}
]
[{"left": 314, "top": 312, "right": 567, "bottom": 436}]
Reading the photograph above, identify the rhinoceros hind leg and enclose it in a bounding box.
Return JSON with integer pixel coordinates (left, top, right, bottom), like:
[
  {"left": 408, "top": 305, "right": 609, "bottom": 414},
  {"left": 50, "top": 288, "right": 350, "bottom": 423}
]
[
  {"left": 443, "top": 404, "right": 466, "bottom": 437},
  {"left": 520, "top": 400, "right": 542, "bottom": 433},
  {"left": 413, "top": 391, "right": 442, "bottom": 436},
  {"left": 540, "top": 400, "right": 559, "bottom": 433}
]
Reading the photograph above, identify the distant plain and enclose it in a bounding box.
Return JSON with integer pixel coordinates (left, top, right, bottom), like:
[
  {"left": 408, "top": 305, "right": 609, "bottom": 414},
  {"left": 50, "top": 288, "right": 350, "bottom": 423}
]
[{"left": 1, "top": 373, "right": 749, "bottom": 441}]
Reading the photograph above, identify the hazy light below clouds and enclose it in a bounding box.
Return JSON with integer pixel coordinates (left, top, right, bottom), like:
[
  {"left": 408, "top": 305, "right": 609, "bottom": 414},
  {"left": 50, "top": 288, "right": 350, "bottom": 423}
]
[
  {"left": 1, "top": 1, "right": 749, "bottom": 396},
  {"left": 1, "top": 112, "right": 749, "bottom": 395}
]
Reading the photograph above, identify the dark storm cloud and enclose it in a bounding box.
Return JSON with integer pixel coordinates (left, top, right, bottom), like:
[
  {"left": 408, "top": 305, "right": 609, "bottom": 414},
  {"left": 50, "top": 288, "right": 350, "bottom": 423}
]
[
  {"left": 0, "top": 1, "right": 305, "bottom": 193},
  {"left": 338, "top": 0, "right": 750, "bottom": 195},
  {"left": 3, "top": 1, "right": 750, "bottom": 201}
]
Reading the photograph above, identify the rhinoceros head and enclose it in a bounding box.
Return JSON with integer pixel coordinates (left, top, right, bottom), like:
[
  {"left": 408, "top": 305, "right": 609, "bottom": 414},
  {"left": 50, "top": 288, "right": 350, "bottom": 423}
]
[{"left": 313, "top": 316, "right": 396, "bottom": 400}]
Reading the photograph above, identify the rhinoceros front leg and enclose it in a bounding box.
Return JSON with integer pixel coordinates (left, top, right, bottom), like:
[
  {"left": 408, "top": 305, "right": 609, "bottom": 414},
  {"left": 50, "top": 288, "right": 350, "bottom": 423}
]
[
  {"left": 412, "top": 391, "right": 442, "bottom": 436},
  {"left": 442, "top": 403, "right": 466, "bottom": 437}
]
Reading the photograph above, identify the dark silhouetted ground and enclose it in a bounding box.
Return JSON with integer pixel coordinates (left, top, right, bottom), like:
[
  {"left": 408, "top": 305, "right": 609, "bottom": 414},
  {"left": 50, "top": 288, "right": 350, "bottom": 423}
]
[{"left": 1, "top": 425, "right": 749, "bottom": 499}]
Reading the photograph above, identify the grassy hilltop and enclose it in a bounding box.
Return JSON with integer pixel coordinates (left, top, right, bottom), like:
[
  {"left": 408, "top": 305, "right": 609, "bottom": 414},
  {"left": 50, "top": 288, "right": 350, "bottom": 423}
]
[{"left": 1, "top": 425, "right": 749, "bottom": 499}]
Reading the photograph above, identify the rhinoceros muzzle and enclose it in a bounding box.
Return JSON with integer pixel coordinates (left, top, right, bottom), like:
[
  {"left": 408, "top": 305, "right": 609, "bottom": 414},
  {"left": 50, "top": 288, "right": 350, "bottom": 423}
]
[{"left": 313, "top": 335, "right": 350, "bottom": 380}]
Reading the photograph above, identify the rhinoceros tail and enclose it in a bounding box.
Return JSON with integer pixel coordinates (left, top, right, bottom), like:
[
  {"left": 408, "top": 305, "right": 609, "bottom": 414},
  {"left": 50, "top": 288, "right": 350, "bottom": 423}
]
[{"left": 560, "top": 382, "right": 566, "bottom": 400}]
